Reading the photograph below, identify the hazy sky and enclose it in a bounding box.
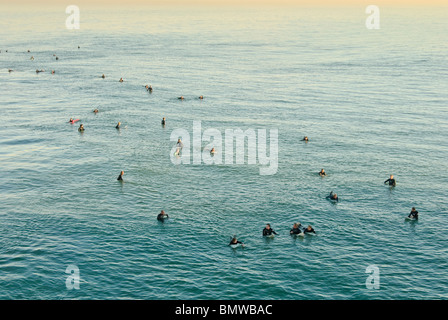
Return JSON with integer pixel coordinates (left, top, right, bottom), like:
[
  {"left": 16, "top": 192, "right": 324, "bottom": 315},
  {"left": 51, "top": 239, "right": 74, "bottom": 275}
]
[{"left": 2, "top": 0, "right": 447, "bottom": 5}]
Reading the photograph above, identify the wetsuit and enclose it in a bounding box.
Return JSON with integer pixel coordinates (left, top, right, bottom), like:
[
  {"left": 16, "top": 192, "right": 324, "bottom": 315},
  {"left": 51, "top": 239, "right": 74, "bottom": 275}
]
[
  {"left": 117, "top": 174, "right": 123, "bottom": 181},
  {"left": 319, "top": 172, "right": 326, "bottom": 176},
  {"left": 78, "top": 127, "right": 84, "bottom": 132},
  {"left": 161, "top": 120, "right": 166, "bottom": 125},
  {"left": 290, "top": 227, "right": 301, "bottom": 235},
  {"left": 116, "top": 124, "right": 120, "bottom": 129},
  {"left": 408, "top": 210, "right": 419, "bottom": 219},
  {"left": 384, "top": 178, "right": 396, "bottom": 186},
  {"left": 327, "top": 193, "right": 338, "bottom": 202},
  {"left": 229, "top": 240, "right": 243, "bottom": 246},
  {"left": 304, "top": 227, "right": 316, "bottom": 234},
  {"left": 263, "top": 228, "right": 278, "bottom": 236},
  {"left": 157, "top": 213, "right": 169, "bottom": 221}
]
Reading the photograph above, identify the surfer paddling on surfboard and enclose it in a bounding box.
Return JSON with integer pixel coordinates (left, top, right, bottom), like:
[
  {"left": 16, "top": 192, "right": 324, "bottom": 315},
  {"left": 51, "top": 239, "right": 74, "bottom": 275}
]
[{"left": 229, "top": 236, "right": 244, "bottom": 248}]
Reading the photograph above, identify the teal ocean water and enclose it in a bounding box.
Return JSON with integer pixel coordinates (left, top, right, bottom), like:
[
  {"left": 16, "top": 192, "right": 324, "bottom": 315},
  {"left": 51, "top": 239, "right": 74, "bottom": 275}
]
[{"left": 1, "top": 5, "right": 447, "bottom": 299}]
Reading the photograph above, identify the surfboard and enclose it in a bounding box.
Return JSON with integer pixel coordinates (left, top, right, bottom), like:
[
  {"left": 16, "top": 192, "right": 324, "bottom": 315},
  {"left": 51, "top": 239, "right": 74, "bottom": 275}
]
[{"left": 69, "top": 119, "right": 80, "bottom": 124}]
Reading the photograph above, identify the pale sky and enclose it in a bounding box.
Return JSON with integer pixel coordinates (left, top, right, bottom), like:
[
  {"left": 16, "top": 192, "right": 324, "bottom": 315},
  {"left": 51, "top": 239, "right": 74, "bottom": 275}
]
[{"left": 1, "top": 0, "right": 447, "bottom": 5}]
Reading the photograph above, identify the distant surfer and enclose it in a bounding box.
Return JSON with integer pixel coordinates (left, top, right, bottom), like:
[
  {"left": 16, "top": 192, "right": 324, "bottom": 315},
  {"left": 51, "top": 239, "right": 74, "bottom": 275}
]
[
  {"left": 101, "top": 74, "right": 105, "bottom": 79},
  {"left": 119, "top": 78, "right": 123, "bottom": 82},
  {"left": 210, "top": 147, "right": 216, "bottom": 155},
  {"left": 78, "top": 124, "right": 84, "bottom": 132},
  {"left": 178, "top": 96, "right": 184, "bottom": 100},
  {"left": 175, "top": 139, "right": 183, "bottom": 155},
  {"left": 302, "top": 136, "right": 309, "bottom": 142},
  {"left": 199, "top": 95, "right": 203, "bottom": 100},
  {"left": 262, "top": 224, "right": 278, "bottom": 237},
  {"left": 116, "top": 122, "right": 121, "bottom": 129},
  {"left": 319, "top": 169, "right": 327, "bottom": 176},
  {"left": 117, "top": 171, "right": 124, "bottom": 181},
  {"left": 327, "top": 191, "right": 338, "bottom": 202},
  {"left": 384, "top": 174, "right": 396, "bottom": 186},
  {"left": 229, "top": 237, "right": 244, "bottom": 247},
  {"left": 303, "top": 225, "right": 316, "bottom": 234},
  {"left": 290, "top": 223, "right": 302, "bottom": 235},
  {"left": 93, "top": 109, "right": 99, "bottom": 113},
  {"left": 408, "top": 207, "right": 419, "bottom": 220},
  {"left": 157, "top": 210, "right": 169, "bottom": 222},
  {"left": 161, "top": 117, "right": 166, "bottom": 126}
]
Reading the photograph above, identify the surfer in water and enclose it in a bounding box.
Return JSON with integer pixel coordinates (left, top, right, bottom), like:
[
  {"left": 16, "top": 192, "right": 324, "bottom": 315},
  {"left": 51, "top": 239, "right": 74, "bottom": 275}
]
[
  {"left": 178, "top": 96, "right": 184, "bottom": 100},
  {"left": 327, "top": 191, "right": 338, "bottom": 202},
  {"left": 175, "top": 139, "right": 183, "bottom": 155},
  {"left": 161, "top": 117, "right": 166, "bottom": 126},
  {"left": 101, "top": 74, "right": 105, "bottom": 79},
  {"left": 302, "top": 136, "right": 309, "bottom": 142},
  {"left": 78, "top": 124, "right": 84, "bottom": 132},
  {"left": 408, "top": 207, "right": 419, "bottom": 219},
  {"left": 263, "top": 224, "right": 278, "bottom": 236},
  {"left": 199, "top": 95, "right": 203, "bottom": 100},
  {"left": 69, "top": 118, "right": 74, "bottom": 123},
  {"left": 116, "top": 122, "right": 121, "bottom": 129},
  {"left": 210, "top": 147, "right": 216, "bottom": 155},
  {"left": 93, "top": 109, "right": 99, "bottom": 113},
  {"left": 119, "top": 78, "right": 124, "bottom": 82},
  {"left": 157, "top": 210, "right": 169, "bottom": 221},
  {"left": 303, "top": 225, "right": 316, "bottom": 234},
  {"left": 290, "top": 223, "right": 302, "bottom": 235},
  {"left": 229, "top": 237, "right": 244, "bottom": 247},
  {"left": 319, "top": 169, "right": 327, "bottom": 176},
  {"left": 117, "top": 171, "right": 124, "bottom": 181},
  {"left": 384, "top": 174, "right": 396, "bottom": 186}
]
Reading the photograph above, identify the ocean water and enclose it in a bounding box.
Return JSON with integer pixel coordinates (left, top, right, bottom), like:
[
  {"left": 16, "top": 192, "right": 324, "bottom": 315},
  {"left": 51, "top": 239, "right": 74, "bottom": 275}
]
[{"left": 0, "top": 5, "right": 447, "bottom": 300}]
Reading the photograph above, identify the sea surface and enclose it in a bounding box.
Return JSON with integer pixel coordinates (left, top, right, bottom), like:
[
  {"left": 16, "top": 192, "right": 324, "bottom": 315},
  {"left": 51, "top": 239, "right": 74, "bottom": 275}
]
[{"left": 0, "top": 5, "right": 447, "bottom": 299}]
